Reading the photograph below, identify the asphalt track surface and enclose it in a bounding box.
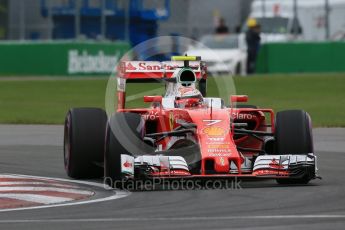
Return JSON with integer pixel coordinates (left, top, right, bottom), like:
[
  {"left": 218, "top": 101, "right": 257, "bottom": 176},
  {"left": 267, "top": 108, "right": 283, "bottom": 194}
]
[{"left": 0, "top": 125, "right": 345, "bottom": 230}]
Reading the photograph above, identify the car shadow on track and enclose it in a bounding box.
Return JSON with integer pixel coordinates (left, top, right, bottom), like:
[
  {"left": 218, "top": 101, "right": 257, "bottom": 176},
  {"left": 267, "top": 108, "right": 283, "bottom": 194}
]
[{"left": 101, "top": 178, "right": 320, "bottom": 192}]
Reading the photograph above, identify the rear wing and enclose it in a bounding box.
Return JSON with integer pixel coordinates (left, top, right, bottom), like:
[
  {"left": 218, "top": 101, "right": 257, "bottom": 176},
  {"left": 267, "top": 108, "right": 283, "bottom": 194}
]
[
  {"left": 116, "top": 56, "right": 207, "bottom": 110},
  {"left": 118, "top": 61, "right": 207, "bottom": 80}
]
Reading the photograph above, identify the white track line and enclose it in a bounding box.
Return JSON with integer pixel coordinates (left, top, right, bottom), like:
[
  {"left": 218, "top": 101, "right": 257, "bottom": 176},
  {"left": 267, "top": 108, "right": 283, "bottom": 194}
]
[
  {"left": 0, "top": 182, "right": 78, "bottom": 188},
  {"left": 0, "top": 187, "right": 94, "bottom": 195},
  {"left": 0, "top": 215, "right": 345, "bottom": 223},
  {"left": 2, "top": 174, "right": 111, "bottom": 188},
  {"left": 0, "top": 174, "right": 131, "bottom": 212},
  {"left": 0, "top": 194, "right": 73, "bottom": 204},
  {"left": 0, "top": 175, "right": 35, "bottom": 179}
]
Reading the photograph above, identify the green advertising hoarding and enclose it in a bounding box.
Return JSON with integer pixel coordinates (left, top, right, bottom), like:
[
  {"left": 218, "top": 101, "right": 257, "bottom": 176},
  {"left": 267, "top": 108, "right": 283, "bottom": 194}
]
[
  {"left": 0, "top": 41, "right": 130, "bottom": 76},
  {"left": 256, "top": 42, "right": 345, "bottom": 73}
]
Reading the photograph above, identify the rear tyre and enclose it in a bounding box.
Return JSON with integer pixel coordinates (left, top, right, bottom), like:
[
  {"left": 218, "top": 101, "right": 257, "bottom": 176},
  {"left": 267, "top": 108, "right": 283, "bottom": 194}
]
[
  {"left": 64, "top": 108, "right": 107, "bottom": 179},
  {"left": 104, "top": 113, "right": 153, "bottom": 188},
  {"left": 274, "top": 110, "right": 314, "bottom": 185}
]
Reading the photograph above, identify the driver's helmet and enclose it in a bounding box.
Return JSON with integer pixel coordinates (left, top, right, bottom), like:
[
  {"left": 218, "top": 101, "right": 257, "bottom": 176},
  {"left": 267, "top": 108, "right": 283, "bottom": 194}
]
[{"left": 175, "top": 87, "right": 204, "bottom": 108}]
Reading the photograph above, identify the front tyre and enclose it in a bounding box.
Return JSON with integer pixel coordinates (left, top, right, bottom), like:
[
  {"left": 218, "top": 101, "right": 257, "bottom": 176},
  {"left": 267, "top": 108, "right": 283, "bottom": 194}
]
[
  {"left": 274, "top": 110, "right": 314, "bottom": 185},
  {"left": 104, "top": 113, "right": 153, "bottom": 188},
  {"left": 64, "top": 108, "right": 107, "bottom": 179}
]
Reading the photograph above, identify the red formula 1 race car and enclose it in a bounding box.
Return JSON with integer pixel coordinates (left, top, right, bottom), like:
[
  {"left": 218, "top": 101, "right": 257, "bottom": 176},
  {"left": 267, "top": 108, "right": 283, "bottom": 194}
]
[{"left": 64, "top": 56, "right": 318, "bottom": 187}]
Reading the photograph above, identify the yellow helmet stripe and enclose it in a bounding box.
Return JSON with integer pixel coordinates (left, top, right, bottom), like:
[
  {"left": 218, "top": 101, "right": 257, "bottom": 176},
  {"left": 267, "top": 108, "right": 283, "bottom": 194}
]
[{"left": 171, "top": 56, "right": 201, "bottom": 61}]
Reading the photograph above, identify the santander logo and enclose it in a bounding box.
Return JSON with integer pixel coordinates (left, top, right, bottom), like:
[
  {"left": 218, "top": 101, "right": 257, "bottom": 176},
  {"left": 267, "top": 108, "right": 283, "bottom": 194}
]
[
  {"left": 126, "top": 63, "right": 137, "bottom": 70},
  {"left": 123, "top": 61, "right": 201, "bottom": 73},
  {"left": 126, "top": 62, "right": 162, "bottom": 71},
  {"left": 269, "top": 158, "right": 284, "bottom": 169}
]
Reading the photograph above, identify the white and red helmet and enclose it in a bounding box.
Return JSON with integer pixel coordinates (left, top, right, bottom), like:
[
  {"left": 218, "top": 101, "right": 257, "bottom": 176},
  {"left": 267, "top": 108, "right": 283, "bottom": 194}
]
[{"left": 175, "top": 87, "right": 204, "bottom": 108}]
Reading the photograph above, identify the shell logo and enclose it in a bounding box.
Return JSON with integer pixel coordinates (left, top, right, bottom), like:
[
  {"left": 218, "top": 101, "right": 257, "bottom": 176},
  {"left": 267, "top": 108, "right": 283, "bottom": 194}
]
[{"left": 203, "top": 126, "right": 226, "bottom": 136}]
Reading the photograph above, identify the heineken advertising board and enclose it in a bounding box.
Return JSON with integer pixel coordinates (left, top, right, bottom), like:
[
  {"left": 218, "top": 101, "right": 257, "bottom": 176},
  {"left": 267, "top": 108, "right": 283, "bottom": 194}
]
[{"left": 0, "top": 41, "right": 130, "bottom": 76}]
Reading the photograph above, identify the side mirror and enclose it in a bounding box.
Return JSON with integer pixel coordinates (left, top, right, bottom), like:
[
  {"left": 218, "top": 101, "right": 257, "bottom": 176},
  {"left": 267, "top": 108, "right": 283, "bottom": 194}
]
[
  {"left": 230, "top": 95, "right": 248, "bottom": 103},
  {"left": 144, "top": 96, "right": 163, "bottom": 103}
]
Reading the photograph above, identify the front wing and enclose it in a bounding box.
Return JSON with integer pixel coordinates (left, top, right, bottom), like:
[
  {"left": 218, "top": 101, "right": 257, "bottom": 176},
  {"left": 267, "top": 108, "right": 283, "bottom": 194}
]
[{"left": 120, "top": 153, "right": 317, "bottom": 180}]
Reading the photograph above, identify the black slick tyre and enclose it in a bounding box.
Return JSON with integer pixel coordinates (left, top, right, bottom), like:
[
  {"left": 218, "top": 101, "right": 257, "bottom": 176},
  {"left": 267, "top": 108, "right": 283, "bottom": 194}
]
[
  {"left": 64, "top": 108, "right": 107, "bottom": 179},
  {"left": 274, "top": 110, "right": 314, "bottom": 185}
]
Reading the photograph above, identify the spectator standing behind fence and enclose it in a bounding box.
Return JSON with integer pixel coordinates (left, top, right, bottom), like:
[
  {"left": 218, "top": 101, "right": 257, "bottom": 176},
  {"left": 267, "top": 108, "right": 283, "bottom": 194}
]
[
  {"left": 215, "top": 18, "right": 229, "bottom": 34},
  {"left": 246, "top": 18, "right": 261, "bottom": 74}
]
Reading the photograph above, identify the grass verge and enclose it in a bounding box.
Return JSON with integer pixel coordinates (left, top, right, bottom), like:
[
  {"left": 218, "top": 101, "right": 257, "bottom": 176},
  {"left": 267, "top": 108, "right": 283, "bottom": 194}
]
[{"left": 0, "top": 73, "right": 344, "bottom": 126}]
